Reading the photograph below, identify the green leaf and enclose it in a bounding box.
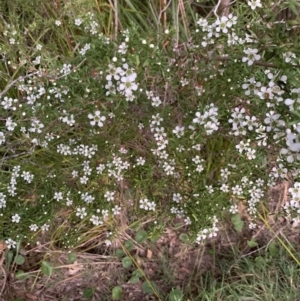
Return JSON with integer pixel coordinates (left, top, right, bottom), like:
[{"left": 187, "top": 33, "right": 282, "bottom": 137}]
[
  {"left": 247, "top": 240, "right": 258, "bottom": 248},
  {"left": 168, "top": 288, "right": 184, "bottom": 301},
  {"left": 122, "top": 256, "right": 132, "bottom": 269},
  {"left": 41, "top": 261, "right": 54, "bottom": 276},
  {"left": 231, "top": 214, "right": 244, "bottom": 232},
  {"left": 132, "top": 269, "right": 143, "bottom": 278},
  {"left": 67, "top": 253, "right": 77, "bottom": 264},
  {"left": 255, "top": 256, "right": 266, "bottom": 268},
  {"left": 83, "top": 287, "right": 94, "bottom": 299},
  {"left": 131, "top": 221, "right": 142, "bottom": 231},
  {"left": 288, "top": 0, "right": 300, "bottom": 15},
  {"left": 135, "top": 55, "right": 140, "bottom": 66},
  {"left": 6, "top": 250, "right": 14, "bottom": 268},
  {"left": 179, "top": 233, "right": 189, "bottom": 243},
  {"left": 125, "top": 240, "right": 134, "bottom": 251},
  {"left": 116, "top": 249, "right": 126, "bottom": 258},
  {"left": 112, "top": 286, "right": 123, "bottom": 300},
  {"left": 16, "top": 237, "right": 23, "bottom": 254},
  {"left": 149, "top": 232, "right": 161, "bottom": 243},
  {"left": 15, "top": 270, "right": 31, "bottom": 280},
  {"left": 129, "top": 275, "right": 140, "bottom": 284},
  {"left": 14, "top": 254, "right": 25, "bottom": 265},
  {"left": 142, "top": 281, "right": 157, "bottom": 294},
  {"left": 267, "top": 242, "right": 278, "bottom": 257},
  {"left": 12, "top": 299, "right": 24, "bottom": 301},
  {"left": 142, "top": 59, "right": 149, "bottom": 67},
  {"left": 135, "top": 230, "right": 148, "bottom": 243}
]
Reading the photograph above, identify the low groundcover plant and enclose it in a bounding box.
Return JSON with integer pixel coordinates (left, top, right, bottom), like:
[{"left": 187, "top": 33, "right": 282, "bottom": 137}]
[{"left": 0, "top": 0, "right": 300, "bottom": 251}]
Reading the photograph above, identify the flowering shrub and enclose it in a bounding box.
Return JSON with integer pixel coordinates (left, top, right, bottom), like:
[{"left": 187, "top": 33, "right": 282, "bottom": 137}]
[{"left": 0, "top": 0, "right": 300, "bottom": 249}]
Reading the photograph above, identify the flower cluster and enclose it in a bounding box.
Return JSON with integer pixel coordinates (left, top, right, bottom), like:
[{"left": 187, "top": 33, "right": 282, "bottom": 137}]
[
  {"left": 105, "top": 58, "right": 138, "bottom": 101},
  {"left": 195, "top": 216, "right": 219, "bottom": 243},
  {"left": 192, "top": 103, "right": 219, "bottom": 135},
  {"left": 284, "top": 182, "right": 300, "bottom": 221}
]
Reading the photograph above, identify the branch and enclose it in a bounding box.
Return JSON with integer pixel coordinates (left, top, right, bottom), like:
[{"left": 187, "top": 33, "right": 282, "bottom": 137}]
[{"left": 0, "top": 71, "right": 40, "bottom": 99}]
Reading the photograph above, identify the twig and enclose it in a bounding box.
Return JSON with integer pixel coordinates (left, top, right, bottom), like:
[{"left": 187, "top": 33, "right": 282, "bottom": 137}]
[
  {"left": 0, "top": 247, "right": 6, "bottom": 296},
  {"left": 0, "top": 71, "right": 39, "bottom": 99},
  {"left": 213, "top": 0, "right": 222, "bottom": 17},
  {"left": 114, "top": 0, "right": 118, "bottom": 38},
  {"left": 107, "top": 0, "right": 118, "bottom": 38},
  {"left": 0, "top": 266, "right": 6, "bottom": 296},
  {"left": 158, "top": 0, "right": 172, "bottom": 27},
  {"left": 179, "top": 0, "right": 189, "bottom": 39},
  {"left": 220, "top": 0, "right": 231, "bottom": 17},
  {"left": 0, "top": 151, "right": 33, "bottom": 163}
]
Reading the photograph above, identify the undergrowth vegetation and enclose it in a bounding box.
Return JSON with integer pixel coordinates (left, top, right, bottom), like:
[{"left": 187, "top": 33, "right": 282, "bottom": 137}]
[{"left": 1, "top": 0, "right": 300, "bottom": 299}]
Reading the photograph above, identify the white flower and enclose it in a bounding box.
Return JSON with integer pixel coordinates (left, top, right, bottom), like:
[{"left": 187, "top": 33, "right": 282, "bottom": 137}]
[
  {"left": 6, "top": 117, "right": 17, "bottom": 131},
  {"left": 104, "top": 239, "right": 112, "bottom": 246},
  {"left": 247, "top": 0, "right": 262, "bottom": 10},
  {"left": 173, "top": 193, "right": 182, "bottom": 203},
  {"left": 0, "top": 193, "right": 6, "bottom": 208},
  {"left": 76, "top": 207, "right": 87, "bottom": 219},
  {"left": 1, "top": 96, "right": 13, "bottom": 109},
  {"left": 5, "top": 238, "right": 16, "bottom": 249},
  {"left": 29, "top": 224, "right": 38, "bottom": 231},
  {"left": 54, "top": 192, "right": 63, "bottom": 201},
  {"left": 61, "top": 114, "right": 76, "bottom": 126},
  {"left": 227, "top": 14, "right": 238, "bottom": 27},
  {"left": 229, "top": 204, "right": 238, "bottom": 214},
  {"left": 246, "top": 148, "right": 256, "bottom": 160},
  {"left": 242, "top": 48, "right": 261, "bottom": 66},
  {"left": 29, "top": 118, "right": 44, "bottom": 133},
  {"left": 119, "top": 77, "right": 138, "bottom": 96},
  {"left": 112, "top": 205, "right": 121, "bottom": 215},
  {"left": 136, "top": 157, "right": 145, "bottom": 166},
  {"left": 232, "top": 185, "right": 243, "bottom": 195},
  {"left": 81, "top": 192, "right": 95, "bottom": 204},
  {"left": 12, "top": 214, "right": 21, "bottom": 223},
  {"left": 55, "top": 20, "right": 62, "bottom": 26},
  {"left": 197, "top": 18, "right": 208, "bottom": 28},
  {"left": 75, "top": 18, "right": 82, "bottom": 26},
  {"left": 118, "top": 42, "right": 127, "bottom": 54},
  {"left": 151, "top": 96, "right": 162, "bottom": 107},
  {"left": 88, "top": 111, "right": 106, "bottom": 127},
  {"left": 32, "top": 56, "right": 41, "bottom": 65},
  {"left": 104, "top": 191, "right": 115, "bottom": 202},
  {"left": 215, "top": 16, "right": 229, "bottom": 34},
  {"left": 90, "top": 215, "right": 103, "bottom": 226},
  {"left": 139, "top": 198, "right": 156, "bottom": 211},
  {"left": 264, "top": 111, "right": 285, "bottom": 132},
  {"left": 283, "top": 52, "right": 296, "bottom": 63},
  {"left": 21, "top": 171, "right": 34, "bottom": 183},
  {"left": 0, "top": 132, "right": 5, "bottom": 145},
  {"left": 220, "top": 183, "right": 230, "bottom": 192},
  {"left": 287, "top": 127, "right": 300, "bottom": 152},
  {"left": 173, "top": 126, "right": 185, "bottom": 138},
  {"left": 41, "top": 224, "right": 50, "bottom": 232},
  {"left": 60, "top": 63, "right": 72, "bottom": 75}
]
